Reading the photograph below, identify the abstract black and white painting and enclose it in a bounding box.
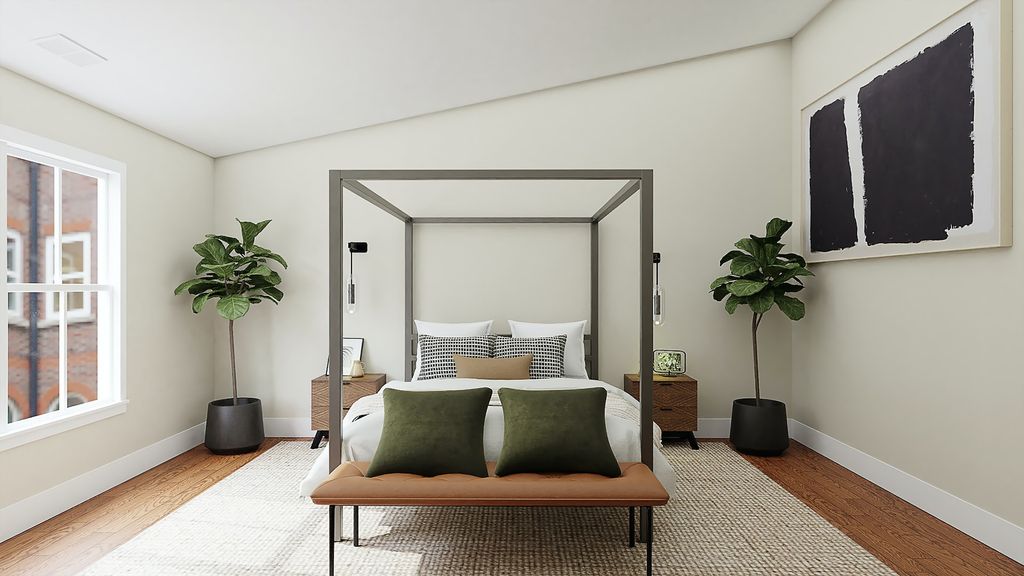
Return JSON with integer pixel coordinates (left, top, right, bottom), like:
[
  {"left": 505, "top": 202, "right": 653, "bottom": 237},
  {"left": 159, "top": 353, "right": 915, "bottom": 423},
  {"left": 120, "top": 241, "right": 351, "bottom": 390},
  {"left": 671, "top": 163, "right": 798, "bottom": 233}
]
[{"left": 801, "top": 0, "right": 1011, "bottom": 262}]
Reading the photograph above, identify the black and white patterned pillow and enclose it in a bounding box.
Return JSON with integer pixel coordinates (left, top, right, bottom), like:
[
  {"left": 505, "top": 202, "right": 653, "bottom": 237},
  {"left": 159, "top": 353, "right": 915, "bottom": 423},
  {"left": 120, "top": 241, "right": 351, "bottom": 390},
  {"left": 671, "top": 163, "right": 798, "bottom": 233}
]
[
  {"left": 415, "top": 335, "right": 493, "bottom": 381},
  {"left": 493, "top": 335, "right": 567, "bottom": 379}
]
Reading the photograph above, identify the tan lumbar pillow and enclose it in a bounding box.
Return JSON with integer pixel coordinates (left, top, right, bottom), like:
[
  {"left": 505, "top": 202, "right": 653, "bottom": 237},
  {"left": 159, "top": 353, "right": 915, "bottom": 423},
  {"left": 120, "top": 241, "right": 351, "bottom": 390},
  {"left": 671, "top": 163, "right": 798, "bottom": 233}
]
[{"left": 454, "top": 354, "right": 532, "bottom": 380}]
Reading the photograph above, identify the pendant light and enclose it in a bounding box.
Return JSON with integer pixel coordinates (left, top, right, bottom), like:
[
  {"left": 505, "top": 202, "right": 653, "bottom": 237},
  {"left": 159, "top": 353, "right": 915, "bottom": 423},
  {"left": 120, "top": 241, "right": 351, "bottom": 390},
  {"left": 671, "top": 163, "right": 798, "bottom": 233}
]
[
  {"left": 653, "top": 252, "right": 665, "bottom": 326},
  {"left": 347, "top": 242, "right": 368, "bottom": 314}
]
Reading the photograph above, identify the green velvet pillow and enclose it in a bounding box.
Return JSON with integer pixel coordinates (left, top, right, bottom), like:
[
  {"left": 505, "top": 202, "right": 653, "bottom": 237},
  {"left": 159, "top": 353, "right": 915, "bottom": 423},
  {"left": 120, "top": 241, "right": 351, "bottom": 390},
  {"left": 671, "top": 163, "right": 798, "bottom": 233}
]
[
  {"left": 366, "top": 388, "right": 491, "bottom": 477},
  {"left": 495, "top": 387, "right": 621, "bottom": 477}
]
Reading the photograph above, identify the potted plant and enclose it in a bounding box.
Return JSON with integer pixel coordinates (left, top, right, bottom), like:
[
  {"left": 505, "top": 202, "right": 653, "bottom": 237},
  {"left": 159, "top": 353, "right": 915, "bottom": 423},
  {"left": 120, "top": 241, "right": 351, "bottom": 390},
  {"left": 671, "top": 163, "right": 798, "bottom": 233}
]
[
  {"left": 710, "top": 218, "right": 811, "bottom": 455},
  {"left": 174, "top": 219, "right": 287, "bottom": 454}
]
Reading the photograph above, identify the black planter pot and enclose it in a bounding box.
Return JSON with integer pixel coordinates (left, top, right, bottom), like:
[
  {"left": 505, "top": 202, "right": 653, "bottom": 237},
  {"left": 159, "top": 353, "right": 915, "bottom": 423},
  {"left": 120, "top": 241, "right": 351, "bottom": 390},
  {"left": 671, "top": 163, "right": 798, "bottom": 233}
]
[
  {"left": 730, "top": 398, "right": 789, "bottom": 456},
  {"left": 205, "top": 397, "right": 265, "bottom": 455}
]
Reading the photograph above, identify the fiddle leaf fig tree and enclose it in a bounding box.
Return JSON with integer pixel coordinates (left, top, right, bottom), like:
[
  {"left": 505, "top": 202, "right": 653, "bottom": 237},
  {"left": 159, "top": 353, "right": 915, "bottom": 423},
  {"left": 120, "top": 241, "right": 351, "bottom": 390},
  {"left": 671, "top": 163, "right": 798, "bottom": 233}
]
[
  {"left": 710, "top": 218, "right": 812, "bottom": 404},
  {"left": 174, "top": 219, "right": 287, "bottom": 404}
]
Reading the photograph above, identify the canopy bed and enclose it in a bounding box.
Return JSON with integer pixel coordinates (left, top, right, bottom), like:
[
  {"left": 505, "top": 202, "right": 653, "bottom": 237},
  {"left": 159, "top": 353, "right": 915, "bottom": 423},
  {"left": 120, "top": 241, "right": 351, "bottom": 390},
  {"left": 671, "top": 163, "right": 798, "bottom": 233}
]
[{"left": 312, "top": 169, "right": 664, "bottom": 575}]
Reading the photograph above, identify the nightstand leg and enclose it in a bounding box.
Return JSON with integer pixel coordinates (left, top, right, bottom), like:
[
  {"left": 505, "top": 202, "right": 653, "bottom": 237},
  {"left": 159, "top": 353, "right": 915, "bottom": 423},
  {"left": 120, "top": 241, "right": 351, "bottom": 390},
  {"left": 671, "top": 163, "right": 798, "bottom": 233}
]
[
  {"left": 311, "top": 430, "right": 328, "bottom": 449},
  {"left": 684, "top": 431, "right": 699, "bottom": 450}
]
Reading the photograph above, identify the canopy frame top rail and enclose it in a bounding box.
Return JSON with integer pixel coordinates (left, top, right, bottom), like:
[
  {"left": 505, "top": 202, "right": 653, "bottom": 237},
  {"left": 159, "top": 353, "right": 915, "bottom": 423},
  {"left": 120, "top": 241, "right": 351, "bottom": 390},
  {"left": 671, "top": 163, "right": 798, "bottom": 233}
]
[{"left": 328, "top": 169, "right": 655, "bottom": 495}]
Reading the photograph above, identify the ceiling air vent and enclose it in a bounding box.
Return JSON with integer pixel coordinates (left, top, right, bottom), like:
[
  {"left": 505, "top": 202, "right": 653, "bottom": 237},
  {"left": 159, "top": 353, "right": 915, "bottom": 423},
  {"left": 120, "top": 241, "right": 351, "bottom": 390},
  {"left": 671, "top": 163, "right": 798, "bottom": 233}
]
[{"left": 33, "top": 34, "right": 107, "bottom": 67}]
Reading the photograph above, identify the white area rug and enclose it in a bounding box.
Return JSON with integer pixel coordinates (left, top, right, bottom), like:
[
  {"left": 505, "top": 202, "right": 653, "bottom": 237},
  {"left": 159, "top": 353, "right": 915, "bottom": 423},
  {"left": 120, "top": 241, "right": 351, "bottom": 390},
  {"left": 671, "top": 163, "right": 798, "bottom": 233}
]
[{"left": 78, "top": 441, "right": 895, "bottom": 575}]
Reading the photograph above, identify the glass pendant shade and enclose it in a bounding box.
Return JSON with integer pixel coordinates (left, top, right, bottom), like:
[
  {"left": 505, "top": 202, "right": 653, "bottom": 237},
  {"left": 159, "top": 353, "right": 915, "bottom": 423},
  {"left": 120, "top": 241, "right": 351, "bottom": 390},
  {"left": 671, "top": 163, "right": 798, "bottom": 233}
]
[
  {"left": 346, "top": 275, "right": 357, "bottom": 315},
  {"left": 653, "top": 284, "right": 665, "bottom": 326}
]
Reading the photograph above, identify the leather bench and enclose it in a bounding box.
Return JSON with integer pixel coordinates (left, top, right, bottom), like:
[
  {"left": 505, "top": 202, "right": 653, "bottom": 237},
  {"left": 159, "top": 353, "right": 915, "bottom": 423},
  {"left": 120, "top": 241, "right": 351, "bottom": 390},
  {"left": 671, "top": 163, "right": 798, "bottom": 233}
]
[{"left": 312, "top": 461, "right": 670, "bottom": 575}]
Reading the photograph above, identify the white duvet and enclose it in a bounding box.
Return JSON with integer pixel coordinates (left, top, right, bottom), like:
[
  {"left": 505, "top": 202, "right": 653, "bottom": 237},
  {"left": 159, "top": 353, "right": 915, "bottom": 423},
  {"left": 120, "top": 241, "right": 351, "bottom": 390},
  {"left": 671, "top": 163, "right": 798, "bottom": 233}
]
[{"left": 299, "top": 378, "right": 676, "bottom": 496}]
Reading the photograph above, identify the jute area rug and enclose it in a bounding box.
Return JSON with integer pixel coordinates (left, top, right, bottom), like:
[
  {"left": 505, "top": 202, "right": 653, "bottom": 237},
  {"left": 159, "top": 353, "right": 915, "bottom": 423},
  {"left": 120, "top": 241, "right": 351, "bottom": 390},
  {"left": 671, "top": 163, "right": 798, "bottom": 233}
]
[{"left": 78, "top": 440, "right": 894, "bottom": 575}]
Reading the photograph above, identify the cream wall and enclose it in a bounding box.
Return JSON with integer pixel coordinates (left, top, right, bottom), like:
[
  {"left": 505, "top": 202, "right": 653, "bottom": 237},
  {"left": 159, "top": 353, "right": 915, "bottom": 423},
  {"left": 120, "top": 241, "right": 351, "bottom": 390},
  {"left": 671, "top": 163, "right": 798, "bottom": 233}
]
[
  {"left": 212, "top": 41, "right": 794, "bottom": 423},
  {"left": 792, "top": 0, "right": 1024, "bottom": 527},
  {"left": 0, "top": 68, "right": 216, "bottom": 508}
]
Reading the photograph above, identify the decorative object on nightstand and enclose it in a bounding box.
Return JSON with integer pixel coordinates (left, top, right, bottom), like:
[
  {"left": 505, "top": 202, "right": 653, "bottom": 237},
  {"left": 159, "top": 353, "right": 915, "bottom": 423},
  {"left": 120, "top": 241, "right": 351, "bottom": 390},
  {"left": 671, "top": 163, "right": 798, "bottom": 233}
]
[
  {"left": 653, "top": 350, "right": 686, "bottom": 376},
  {"left": 310, "top": 372, "right": 385, "bottom": 449},
  {"left": 173, "top": 218, "right": 287, "bottom": 455},
  {"left": 710, "top": 217, "right": 812, "bottom": 456},
  {"left": 324, "top": 337, "right": 364, "bottom": 377},
  {"left": 624, "top": 373, "right": 698, "bottom": 450}
]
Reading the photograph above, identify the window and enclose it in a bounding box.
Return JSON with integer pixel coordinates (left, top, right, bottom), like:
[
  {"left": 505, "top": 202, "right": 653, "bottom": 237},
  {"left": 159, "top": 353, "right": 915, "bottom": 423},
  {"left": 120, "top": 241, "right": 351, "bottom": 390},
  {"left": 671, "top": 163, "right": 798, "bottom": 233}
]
[
  {"left": 1, "top": 125, "right": 125, "bottom": 449},
  {"left": 6, "top": 231, "right": 20, "bottom": 317}
]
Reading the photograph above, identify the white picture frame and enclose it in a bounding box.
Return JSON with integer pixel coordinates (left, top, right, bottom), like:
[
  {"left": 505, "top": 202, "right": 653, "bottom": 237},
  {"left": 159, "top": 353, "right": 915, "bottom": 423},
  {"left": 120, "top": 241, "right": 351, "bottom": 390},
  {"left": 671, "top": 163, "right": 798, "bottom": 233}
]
[{"left": 800, "top": 0, "right": 1012, "bottom": 263}]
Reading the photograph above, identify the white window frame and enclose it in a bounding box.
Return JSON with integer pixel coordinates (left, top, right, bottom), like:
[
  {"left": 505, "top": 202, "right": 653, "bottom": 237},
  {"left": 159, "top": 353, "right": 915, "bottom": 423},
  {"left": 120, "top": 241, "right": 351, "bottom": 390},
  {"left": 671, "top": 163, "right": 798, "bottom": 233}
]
[
  {"left": 44, "top": 232, "right": 92, "bottom": 321},
  {"left": 6, "top": 230, "right": 21, "bottom": 318},
  {"left": 0, "top": 124, "right": 126, "bottom": 451}
]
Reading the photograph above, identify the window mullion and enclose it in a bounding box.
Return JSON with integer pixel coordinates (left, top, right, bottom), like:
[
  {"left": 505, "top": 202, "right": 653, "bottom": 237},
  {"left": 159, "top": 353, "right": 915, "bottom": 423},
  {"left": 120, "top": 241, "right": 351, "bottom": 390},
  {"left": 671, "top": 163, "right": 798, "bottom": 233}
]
[
  {"left": 54, "top": 168, "right": 66, "bottom": 412},
  {"left": 58, "top": 292, "right": 67, "bottom": 411}
]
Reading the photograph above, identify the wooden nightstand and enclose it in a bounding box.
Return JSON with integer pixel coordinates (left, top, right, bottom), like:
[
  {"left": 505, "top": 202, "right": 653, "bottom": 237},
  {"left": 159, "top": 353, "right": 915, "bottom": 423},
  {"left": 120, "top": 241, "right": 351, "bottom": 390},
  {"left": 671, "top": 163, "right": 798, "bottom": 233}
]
[
  {"left": 310, "top": 373, "right": 386, "bottom": 448},
  {"left": 624, "top": 373, "right": 699, "bottom": 449}
]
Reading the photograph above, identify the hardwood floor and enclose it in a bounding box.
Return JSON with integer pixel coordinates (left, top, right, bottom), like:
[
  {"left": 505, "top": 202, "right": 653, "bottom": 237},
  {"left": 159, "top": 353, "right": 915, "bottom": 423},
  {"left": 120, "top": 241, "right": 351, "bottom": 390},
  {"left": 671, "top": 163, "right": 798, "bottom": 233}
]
[
  {"left": 0, "top": 438, "right": 282, "bottom": 576},
  {"left": 738, "top": 441, "right": 1024, "bottom": 576},
  {"left": 1, "top": 437, "right": 1020, "bottom": 576}
]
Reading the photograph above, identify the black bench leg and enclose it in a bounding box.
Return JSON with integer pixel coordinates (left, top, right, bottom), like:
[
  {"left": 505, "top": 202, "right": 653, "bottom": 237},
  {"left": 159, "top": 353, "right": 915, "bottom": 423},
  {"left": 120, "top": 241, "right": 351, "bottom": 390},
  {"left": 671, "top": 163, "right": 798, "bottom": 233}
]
[
  {"left": 311, "top": 430, "right": 328, "bottom": 449},
  {"left": 328, "top": 505, "right": 335, "bottom": 576},
  {"left": 645, "top": 506, "right": 653, "bottom": 576},
  {"left": 628, "top": 507, "right": 636, "bottom": 548},
  {"left": 353, "top": 505, "right": 360, "bottom": 547}
]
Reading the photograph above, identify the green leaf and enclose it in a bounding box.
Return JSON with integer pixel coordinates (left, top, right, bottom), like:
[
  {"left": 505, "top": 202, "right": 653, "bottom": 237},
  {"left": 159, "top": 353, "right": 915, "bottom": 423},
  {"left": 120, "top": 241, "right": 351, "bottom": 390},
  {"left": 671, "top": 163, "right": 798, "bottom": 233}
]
[
  {"left": 730, "top": 255, "right": 760, "bottom": 277},
  {"left": 192, "top": 293, "right": 210, "bottom": 314},
  {"left": 173, "top": 278, "right": 204, "bottom": 295},
  {"left": 779, "top": 252, "right": 806, "bottom": 267},
  {"left": 251, "top": 245, "right": 288, "bottom": 269},
  {"left": 762, "top": 242, "right": 782, "bottom": 264},
  {"left": 719, "top": 250, "right": 745, "bottom": 265},
  {"left": 238, "top": 219, "right": 271, "bottom": 249},
  {"left": 765, "top": 218, "right": 792, "bottom": 240},
  {"left": 735, "top": 237, "right": 763, "bottom": 264},
  {"left": 777, "top": 283, "right": 804, "bottom": 293},
  {"left": 188, "top": 281, "right": 224, "bottom": 295},
  {"left": 724, "top": 295, "right": 741, "bottom": 314},
  {"left": 193, "top": 238, "right": 227, "bottom": 264},
  {"left": 261, "top": 286, "right": 284, "bottom": 302},
  {"left": 749, "top": 290, "right": 774, "bottom": 314},
  {"left": 247, "top": 264, "right": 273, "bottom": 277},
  {"left": 712, "top": 285, "right": 729, "bottom": 302},
  {"left": 775, "top": 294, "right": 805, "bottom": 321},
  {"left": 200, "top": 262, "right": 236, "bottom": 277},
  {"left": 727, "top": 279, "right": 768, "bottom": 297},
  {"left": 709, "top": 275, "right": 733, "bottom": 291},
  {"left": 216, "top": 295, "right": 251, "bottom": 320}
]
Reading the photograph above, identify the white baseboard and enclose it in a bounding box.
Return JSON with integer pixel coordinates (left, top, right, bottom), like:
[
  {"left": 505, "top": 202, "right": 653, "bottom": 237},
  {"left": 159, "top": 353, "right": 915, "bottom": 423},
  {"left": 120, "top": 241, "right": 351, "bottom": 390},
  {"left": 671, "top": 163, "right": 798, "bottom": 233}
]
[
  {"left": 0, "top": 422, "right": 205, "bottom": 543},
  {"left": 264, "top": 417, "right": 311, "bottom": 438},
  {"left": 695, "top": 417, "right": 731, "bottom": 438},
  {"left": 789, "top": 419, "right": 1024, "bottom": 565}
]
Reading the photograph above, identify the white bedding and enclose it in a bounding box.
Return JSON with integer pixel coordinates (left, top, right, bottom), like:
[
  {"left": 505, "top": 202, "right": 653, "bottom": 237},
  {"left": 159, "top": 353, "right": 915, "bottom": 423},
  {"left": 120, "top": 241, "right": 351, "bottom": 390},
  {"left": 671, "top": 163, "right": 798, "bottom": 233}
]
[{"left": 299, "top": 378, "right": 676, "bottom": 496}]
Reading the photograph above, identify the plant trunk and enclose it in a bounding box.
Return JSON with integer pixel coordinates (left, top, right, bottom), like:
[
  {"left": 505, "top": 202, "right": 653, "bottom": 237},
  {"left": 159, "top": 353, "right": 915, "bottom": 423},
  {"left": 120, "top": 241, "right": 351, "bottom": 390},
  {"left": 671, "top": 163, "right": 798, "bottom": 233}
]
[
  {"left": 228, "top": 319, "right": 238, "bottom": 405},
  {"left": 751, "top": 312, "right": 761, "bottom": 406}
]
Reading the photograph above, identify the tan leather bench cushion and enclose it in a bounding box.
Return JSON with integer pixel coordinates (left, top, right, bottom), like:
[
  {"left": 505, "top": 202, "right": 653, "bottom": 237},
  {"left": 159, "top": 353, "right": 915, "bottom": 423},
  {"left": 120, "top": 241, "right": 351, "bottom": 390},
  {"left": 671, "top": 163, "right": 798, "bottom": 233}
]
[{"left": 311, "top": 462, "right": 669, "bottom": 507}]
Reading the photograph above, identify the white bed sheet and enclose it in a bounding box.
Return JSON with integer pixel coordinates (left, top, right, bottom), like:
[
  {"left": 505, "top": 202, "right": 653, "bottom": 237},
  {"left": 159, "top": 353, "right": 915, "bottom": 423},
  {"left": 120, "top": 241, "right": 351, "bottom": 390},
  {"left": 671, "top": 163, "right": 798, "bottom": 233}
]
[{"left": 299, "top": 378, "right": 676, "bottom": 496}]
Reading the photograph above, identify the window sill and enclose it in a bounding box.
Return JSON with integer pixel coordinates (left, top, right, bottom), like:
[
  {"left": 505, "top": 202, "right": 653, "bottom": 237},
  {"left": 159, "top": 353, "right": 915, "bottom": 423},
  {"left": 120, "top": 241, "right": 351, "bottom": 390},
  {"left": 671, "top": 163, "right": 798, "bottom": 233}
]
[{"left": 0, "top": 400, "right": 128, "bottom": 453}]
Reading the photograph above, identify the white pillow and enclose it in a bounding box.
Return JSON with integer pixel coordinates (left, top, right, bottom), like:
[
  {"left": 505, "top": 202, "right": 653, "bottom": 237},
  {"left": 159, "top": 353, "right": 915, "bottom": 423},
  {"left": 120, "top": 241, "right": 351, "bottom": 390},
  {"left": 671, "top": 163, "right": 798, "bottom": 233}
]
[
  {"left": 508, "top": 320, "right": 587, "bottom": 378},
  {"left": 413, "top": 320, "right": 493, "bottom": 380}
]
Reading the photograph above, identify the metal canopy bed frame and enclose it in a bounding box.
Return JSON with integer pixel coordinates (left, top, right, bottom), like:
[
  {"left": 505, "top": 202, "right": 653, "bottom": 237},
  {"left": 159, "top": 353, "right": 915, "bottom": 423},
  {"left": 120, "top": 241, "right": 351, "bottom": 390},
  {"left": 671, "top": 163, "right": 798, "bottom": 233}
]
[{"left": 327, "top": 168, "right": 656, "bottom": 537}]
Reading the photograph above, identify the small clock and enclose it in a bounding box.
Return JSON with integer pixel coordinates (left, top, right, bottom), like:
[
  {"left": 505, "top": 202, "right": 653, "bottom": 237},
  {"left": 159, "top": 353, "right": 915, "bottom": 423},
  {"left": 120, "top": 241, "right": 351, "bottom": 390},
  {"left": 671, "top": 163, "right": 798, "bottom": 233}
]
[{"left": 653, "top": 349, "right": 686, "bottom": 376}]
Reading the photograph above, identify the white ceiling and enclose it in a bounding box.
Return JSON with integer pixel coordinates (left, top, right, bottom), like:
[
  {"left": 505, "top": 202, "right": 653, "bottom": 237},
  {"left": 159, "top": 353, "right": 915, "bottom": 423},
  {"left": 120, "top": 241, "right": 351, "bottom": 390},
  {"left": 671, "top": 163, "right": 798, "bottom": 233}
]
[{"left": 0, "top": 0, "right": 829, "bottom": 158}]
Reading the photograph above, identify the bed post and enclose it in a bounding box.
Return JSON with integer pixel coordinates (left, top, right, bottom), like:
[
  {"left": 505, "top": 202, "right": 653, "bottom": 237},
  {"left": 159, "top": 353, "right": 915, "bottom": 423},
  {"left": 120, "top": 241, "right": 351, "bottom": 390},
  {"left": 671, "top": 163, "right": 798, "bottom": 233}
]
[
  {"left": 590, "top": 222, "right": 599, "bottom": 380},
  {"left": 329, "top": 171, "right": 345, "bottom": 542},
  {"left": 639, "top": 169, "right": 655, "bottom": 542},
  {"left": 405, "top": 221, "right": 414, "bottom": 381}
]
